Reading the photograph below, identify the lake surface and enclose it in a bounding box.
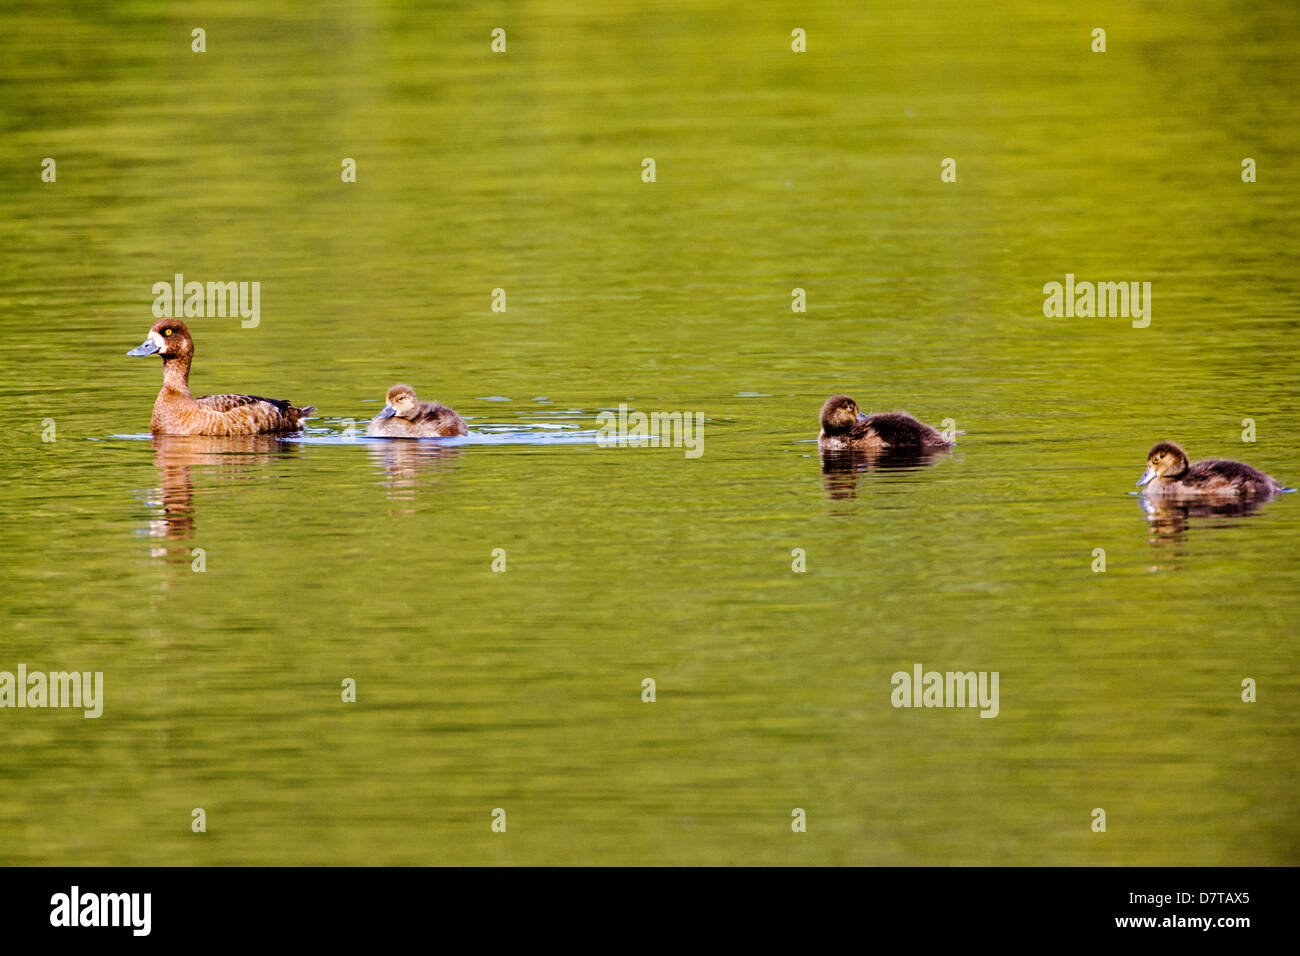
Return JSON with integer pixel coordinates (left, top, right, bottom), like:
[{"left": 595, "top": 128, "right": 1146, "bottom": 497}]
[{"left": 1, "top": 1, "right": 1297, "bottom": 865}]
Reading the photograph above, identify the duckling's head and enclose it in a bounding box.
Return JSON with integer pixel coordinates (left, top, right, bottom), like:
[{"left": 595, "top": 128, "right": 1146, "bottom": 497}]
[
  {"left": 127, "top": 319, "right": 194, "bottom": 360},
  {"left": 1138, "top": 441, "right": 1190, "bottom": 487},
  {"left": 820, "top": 395, "right": 863, "bottom": 435},
  {"left": 377, "top": 384, "right": 420, "bottom": 420}
]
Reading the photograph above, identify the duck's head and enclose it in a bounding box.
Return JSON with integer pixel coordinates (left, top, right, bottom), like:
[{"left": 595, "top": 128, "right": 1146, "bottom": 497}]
[
  {"left": 820, "top": 395, "right": 864, "bottom": 435},
  {"left": 1138, "top": 441, "right": 1189, "bottom": 486},
  {"left": 128, "top": 318, "right": 194, "bottom": 361},
  {"left": 377, "top": 383, "right": 419, "bottom": 420}
]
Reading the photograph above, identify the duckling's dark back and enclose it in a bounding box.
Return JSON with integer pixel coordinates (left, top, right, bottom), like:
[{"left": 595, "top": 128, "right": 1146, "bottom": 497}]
[
  {"left": 858, "top": 412, "right": 950, "bottom": 448},
  {"left": 1183, "top": 458, "right": 1282, "bottom": 495}
]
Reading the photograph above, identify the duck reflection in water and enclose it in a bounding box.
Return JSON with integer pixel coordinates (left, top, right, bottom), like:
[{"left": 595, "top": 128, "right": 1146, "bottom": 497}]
[
  {"left": 367, "top": 438, "right": 463, "bottom": 504},
  {"left": 819, "top": 447, "right": 946, "bottom": 499},
  {"left": 145, "top": 434, "right": 299, "bottom": 561},
  {"left": 1140, "top": 493, "right": 1273, "bottom": 545}
]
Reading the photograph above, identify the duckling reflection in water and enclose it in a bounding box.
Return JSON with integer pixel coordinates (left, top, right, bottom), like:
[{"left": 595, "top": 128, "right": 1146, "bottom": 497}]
[
  {"left": 368, "top": 439, "right": 463, "bottom": 504},
  {"left": 145, "top": 434, "right": 298, "bottom": 560},
  {"left": 366, "top": 384, "right": 467, "bottom": 438},
  {"left": 1140, "top": 494, "right": 1273, "bottom": 548},
  {"left": 819, "top": 447, "right": 945, "bottom": 499},
  {"left": 818, "top": 395, "right": 955, "bottom": 453},
  {"left": 1137, "top": 441, "right": 1286, "bottom": 500}
]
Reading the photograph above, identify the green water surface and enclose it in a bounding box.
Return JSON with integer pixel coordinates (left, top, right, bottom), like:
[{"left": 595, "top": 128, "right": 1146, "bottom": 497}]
[{"left": 1, "top": 1, "right": 1297, "bottom": 865}]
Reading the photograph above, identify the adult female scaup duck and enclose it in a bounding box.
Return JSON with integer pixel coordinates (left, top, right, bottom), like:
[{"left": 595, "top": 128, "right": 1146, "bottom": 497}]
[
  {"left": 1137, "top": 441, "right": 1285, "bottom": 498},
  {"left": 127, "top": 319, "right": 314, "bottom": 435},
  {"left": 366, "top": 384, "right": 468, "bottom": 438},
  {"left": 817, "top": 394, "right": 953, "bottom": 452}
]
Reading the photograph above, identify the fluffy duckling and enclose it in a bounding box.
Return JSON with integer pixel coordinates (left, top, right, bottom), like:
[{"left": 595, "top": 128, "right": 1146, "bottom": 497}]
[
  {"left": 128, "top": 319, "right": 314, "bottom": 436},
  {"left": 1137, "top": 441, "right": 1284, "bottom": 498},
  {"left": 366, "top": 384, "right": 468, "bottom": 438},
  {"left": 818, "top": 395, "right": 953, "bottom": 452}
]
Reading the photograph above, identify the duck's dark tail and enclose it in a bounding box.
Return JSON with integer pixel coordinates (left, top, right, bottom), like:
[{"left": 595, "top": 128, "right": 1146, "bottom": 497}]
[{"left": 292, "top": 405, "right": 317, "bottom": 424}]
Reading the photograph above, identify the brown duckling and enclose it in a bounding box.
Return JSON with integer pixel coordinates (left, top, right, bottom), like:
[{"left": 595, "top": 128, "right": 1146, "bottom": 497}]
[
  {"left": 818, "top": 394, "right": 953, "bottom": 452},
  {"left": 1137, "top": 441, "right": 1285, "bottom": 498},
  {"left": 366, "top": 384, "right": 468, "bottom": 438},
  {"left": 127, "top": 319, "right": 314, "bottom": 436}
]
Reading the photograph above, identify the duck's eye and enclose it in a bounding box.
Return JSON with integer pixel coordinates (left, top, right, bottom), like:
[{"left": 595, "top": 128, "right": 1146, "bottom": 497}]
[{"left": 163, "top": 329, "right": 173, "bottom": 336}]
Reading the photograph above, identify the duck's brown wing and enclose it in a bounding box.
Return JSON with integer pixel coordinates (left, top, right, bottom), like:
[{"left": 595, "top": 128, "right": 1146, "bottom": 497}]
[
  {"left": 196, "top": 392, "right": 311, "bottom": 433},
  {"left": 857, "top": 412, "right": 948, "bottom": 448},
  {"left": 199, "top": 393, "right": 291, "bottom": 414}
]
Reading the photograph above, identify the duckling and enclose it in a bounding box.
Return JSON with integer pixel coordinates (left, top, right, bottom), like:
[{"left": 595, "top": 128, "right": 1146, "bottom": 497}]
[
  {"left": 366, "top": 384, "right": 468, "bottom": 438},
  {"left": 1137, "top": 441, "right": 1284, "bottom": 498},
  {"left": 818, "top": 394, "right": 953, "bottom": 452},
  {"left": 127, "top": 319, "right": 314, "bottom": 436}
]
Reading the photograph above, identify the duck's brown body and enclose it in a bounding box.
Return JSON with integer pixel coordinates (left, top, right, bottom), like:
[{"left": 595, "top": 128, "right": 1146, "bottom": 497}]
[
  {"left": 818, "top": 395, "right": 952, "bottom": 452},
  {"left": 150, "top": 388, "right": 313, "bottom": 436},
  {"left": 129, "top": 319, "right": 314, "bottom": 436},
  {"left": 1138, "top": 441, "right": 1283, "bottom": 498},
  {"left": 366, "top": 384, "right": 467, "bottom": 438}
]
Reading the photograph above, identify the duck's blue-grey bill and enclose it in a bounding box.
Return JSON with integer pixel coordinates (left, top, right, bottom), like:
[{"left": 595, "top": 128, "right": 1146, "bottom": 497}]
[
  {"left": 127, "top": 340, "right": 159, "bottom": 356},
  {"left": 377, "top": 405, "right": 397, "bottom": 419},
  {"left": 1136, "top": 466, "right": 1156, "bottom": 487}
]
